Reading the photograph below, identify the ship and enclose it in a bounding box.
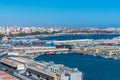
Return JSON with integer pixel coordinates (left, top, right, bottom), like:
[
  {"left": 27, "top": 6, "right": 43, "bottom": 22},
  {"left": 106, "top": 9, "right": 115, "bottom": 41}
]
[
  {"left": 77, "top": 52, "right": 84, "bottom": 55},
  {"left": 46, "top": 52, "right": 54, "bottom": 55}
]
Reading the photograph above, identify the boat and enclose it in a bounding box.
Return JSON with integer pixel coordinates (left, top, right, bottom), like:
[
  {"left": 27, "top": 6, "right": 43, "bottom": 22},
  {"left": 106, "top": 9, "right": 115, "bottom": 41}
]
[
  {"left": 93, "top": 54, "right": 97, "bottom": 57},
  {"left": 46, "top": 52, "right": 54, "bottom": 55},
  {"left": 56, "top": 52, "right": 61, "bottom": 54},
  {"left": 63, "top": 51, "right": 68, "bottom": 54},
  {"left": 77, "top": 52, "right": 84, "bottom": 55},
  {"left": 104, "top": 56, "right": 109, "bottom": 59}
]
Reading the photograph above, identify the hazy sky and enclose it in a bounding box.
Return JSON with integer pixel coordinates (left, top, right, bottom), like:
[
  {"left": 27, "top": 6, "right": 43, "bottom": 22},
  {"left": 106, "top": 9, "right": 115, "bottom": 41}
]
[{"left": 0, "top": 0, "right": 120, "bottom": 27}]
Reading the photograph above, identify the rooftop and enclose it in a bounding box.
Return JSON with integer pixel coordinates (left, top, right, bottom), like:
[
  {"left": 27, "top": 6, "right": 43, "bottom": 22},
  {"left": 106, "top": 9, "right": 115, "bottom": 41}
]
[
  {"left": 1, "top": 58, "right": 24, "bottom": 67},
  {"left": 0, "top": 71, "right": 18, "bottom": 80}
]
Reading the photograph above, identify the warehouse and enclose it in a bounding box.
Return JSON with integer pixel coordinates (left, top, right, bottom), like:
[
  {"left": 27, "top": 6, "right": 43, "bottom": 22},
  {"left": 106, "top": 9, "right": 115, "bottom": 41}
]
[{"left": 0, "top": 58, "right": 25, "bottom": 70}]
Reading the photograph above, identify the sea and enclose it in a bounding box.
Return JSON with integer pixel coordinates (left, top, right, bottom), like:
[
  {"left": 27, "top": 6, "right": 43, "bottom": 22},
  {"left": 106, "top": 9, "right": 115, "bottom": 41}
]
[
  {"left": 35, "top": 34, "right": 120, "bottom": 80},
  {"left": 35, "top": 54, "right": 120, "bottom": 80},
  {"left": 40, "top": 34, "right": 120, "bottom": 40}
]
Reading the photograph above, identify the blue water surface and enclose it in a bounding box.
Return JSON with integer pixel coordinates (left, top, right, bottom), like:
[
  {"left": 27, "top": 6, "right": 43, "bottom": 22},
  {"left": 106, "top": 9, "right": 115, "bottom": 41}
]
[
  {"left": 35, "top": 54, "right": 120, "bottom": 80},
  {"left": 42, "top": 34, "right": 120, "bottom": 40},
  {"left": 11, "top": 37, "right": 39, "bottom": 41}
]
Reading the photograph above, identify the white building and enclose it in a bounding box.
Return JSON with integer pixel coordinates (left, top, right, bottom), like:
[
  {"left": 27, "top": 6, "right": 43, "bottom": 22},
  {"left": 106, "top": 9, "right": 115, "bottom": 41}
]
[{"left": 45, "top": 63, "right": 83, "bottom": 80}]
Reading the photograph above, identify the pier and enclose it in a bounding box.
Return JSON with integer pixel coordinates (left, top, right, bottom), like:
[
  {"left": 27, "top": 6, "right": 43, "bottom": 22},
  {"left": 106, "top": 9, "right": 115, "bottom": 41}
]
[
  {"left": 78, "top": 46, "right": 120, "bottom": 59},
  {"left": 8, "top": 46, "right": 70, "bottom": 57}
]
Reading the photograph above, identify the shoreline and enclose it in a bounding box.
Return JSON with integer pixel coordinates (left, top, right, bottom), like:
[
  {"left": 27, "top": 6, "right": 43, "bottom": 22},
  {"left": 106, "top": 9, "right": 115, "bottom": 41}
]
[
  {"left": 9, "top": 33, "right": 120, "bottom": 38},
  {"left": 34, "top": 53, "right": 120, "bottom": 80}
]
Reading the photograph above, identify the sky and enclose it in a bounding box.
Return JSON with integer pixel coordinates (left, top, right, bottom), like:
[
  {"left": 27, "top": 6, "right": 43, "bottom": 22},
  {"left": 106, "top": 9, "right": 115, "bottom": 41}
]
[{"left": 0, "top": 0, "right": 120, "bottom": 27}]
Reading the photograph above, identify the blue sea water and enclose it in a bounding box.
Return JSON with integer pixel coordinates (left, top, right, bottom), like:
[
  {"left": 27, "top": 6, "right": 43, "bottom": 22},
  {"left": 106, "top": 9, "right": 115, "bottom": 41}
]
[
  {"left": 11, "top": 34, "right": 120, "bottom": 80},
  {"left": 42, "top": 34, "right": 120, "bottom": 40},
  {"left": 11, "top": 37, "right": 39, "bottom": 41},
  {"left": 35, "top": 54, "right": 120, "bottom": 80},
  {"left": 10, "top": 34, "right": 120, "bottom": 41}
]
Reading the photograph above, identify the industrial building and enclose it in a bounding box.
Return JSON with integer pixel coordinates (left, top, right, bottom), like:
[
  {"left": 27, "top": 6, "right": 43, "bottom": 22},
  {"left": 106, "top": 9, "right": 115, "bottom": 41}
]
[
  {"left": 11, "top": 46, "right": 69, "bottom": 55},
  {"left": 6, "top": 57, "right": 83, "bottom": 80},
  {"left": 45, "top": 63, "right": 83, "bottom": 80},
  {"left": 0, "top": 58, "right": 25, "bottom": 70},
  {"left": 0, "top": 71, "right": 19, "bottom": 80},
  {"left": 27, "top": 66, "right": 57, "bottom": 80}
]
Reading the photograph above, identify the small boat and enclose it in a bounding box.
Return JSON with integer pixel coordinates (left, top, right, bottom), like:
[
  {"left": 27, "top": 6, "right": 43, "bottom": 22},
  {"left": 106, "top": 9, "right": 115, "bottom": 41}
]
[
  {"left": 104, "top": 56, "right": 109, "bottom": 59},
  {"left": 77, "top": 52, "right": 84, "bottom": 55},
  {"left": 46, "top": 52, "right": 54, "bottom": 55},
  {"left": 113, "top": 56, "right": 119, "bottom": 60},
  {"left": 56, "top": 52, "right": 61, "bottom": 54},
  {"left": 93, "top": 54, "right": 97, "bottom": 57},
  {"left": 63, "top": 51, "right": 68, "bottom": 54}
]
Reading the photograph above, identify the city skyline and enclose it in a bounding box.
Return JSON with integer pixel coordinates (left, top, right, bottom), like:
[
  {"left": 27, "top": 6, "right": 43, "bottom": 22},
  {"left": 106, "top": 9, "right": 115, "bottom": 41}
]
[{"left": 0, "top": 0, "right": 120, "bottom": 27}]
